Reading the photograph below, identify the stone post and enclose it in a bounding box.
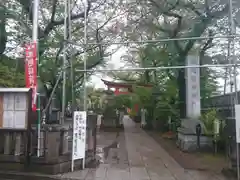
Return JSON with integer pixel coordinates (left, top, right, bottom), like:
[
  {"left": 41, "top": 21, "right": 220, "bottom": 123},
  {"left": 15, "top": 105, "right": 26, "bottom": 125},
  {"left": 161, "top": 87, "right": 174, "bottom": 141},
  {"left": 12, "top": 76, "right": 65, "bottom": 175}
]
[
  {"left": 176, "top": 51, "right": 210, "bottom": 152},
  {"left": 88, "top": 129, "right": 94, "bottom": 151},
  {"left": 14, "top": 132, "right": 21, "bottom": 155},
  {"left": 4, "top": 132, "right": 11, "bottom": 155},
  {"left": 44, "top": 128, "right": 61, "bottom": 160},
  {"left": 40, "top": 131, "right": 44, "bottom": 156},
  {"left": 185, "top": 51, "right": 201, "bottom": 118},
  {"left": 61, "top": 129, "right": 69, "bottom": 154}
]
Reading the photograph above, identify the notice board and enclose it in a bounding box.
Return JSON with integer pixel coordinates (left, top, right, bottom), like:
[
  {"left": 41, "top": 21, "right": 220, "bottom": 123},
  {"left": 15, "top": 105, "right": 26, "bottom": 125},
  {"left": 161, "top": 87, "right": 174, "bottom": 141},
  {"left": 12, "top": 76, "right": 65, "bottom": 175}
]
[{"left": 0, "top": 88, "right": 31, "bottom": 129}]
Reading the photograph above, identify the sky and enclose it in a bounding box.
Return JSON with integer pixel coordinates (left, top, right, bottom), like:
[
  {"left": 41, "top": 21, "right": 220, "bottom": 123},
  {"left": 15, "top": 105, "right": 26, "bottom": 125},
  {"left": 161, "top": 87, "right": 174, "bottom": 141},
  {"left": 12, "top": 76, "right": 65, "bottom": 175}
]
[
  {"left": 90, "top": 46, "right": 126, "bottom": 89},
  {"left": 89, "top": 46, "right": 240, "bottom": 94}
]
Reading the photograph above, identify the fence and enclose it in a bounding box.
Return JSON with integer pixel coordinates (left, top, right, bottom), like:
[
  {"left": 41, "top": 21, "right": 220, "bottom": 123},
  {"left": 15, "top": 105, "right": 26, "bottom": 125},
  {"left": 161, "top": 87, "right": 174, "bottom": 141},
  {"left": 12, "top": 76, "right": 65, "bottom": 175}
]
[
  {"left": 202, "top": 92, "right": 240, "bottom": 165},
  {"left": 0, "top": 113, "right": 97, "bottom": 174}
]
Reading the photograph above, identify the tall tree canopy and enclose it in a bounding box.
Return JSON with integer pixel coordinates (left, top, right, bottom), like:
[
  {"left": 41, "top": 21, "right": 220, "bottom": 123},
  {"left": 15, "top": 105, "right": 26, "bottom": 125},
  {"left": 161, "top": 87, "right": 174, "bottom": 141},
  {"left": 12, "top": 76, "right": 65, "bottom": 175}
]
[{"left": 0, "top": 0, "right": 239, "bottom": 115}]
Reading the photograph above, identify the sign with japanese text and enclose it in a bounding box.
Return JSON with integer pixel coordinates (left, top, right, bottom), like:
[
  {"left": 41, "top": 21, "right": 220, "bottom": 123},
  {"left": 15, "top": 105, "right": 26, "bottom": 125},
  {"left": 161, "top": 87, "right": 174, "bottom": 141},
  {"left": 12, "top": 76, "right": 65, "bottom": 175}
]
[
  {"left": 72, "top": 111, "right": 87, "bottom": 160},
  {"left": 0, "top": 89, "right": 30, "bottom": 129},
  {"left": 25, "top": 43, "right": 37, "bottom": 111},
  {"left": 186, "top": 54, "right": 201, "bottom": 118}
]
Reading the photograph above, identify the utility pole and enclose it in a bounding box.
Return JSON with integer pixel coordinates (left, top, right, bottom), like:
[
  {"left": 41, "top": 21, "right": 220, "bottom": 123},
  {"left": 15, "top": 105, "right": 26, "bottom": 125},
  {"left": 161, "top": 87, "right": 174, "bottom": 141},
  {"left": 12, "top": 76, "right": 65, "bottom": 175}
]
[
  {"left": 68, "top": 0, "right": 75, "bottom": 114},
  {"left": 229, "top": 0, "right": 239, "bottom": 179},
  {"left": 83, "top": 1, "right": 88, "bottom": 113},
  {"left": 32, "top": 0, "right": 41, "bottom": 157},
  {"left": 62, "top": 0, "right": 68, "bottom": 125}
]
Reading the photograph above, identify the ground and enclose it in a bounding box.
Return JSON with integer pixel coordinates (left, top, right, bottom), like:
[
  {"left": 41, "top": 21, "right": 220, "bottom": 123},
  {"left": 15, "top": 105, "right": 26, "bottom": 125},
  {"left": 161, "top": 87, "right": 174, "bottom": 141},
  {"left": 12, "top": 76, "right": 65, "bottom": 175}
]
[
  {"left": 56, "top": 116, "right": 232, "bottom": 180},
  {"left": 0, "top": 116, "right": 231, "bottom": 180},
  {"left": 146, "top": 131, "right": 229, "bottom": 172}
]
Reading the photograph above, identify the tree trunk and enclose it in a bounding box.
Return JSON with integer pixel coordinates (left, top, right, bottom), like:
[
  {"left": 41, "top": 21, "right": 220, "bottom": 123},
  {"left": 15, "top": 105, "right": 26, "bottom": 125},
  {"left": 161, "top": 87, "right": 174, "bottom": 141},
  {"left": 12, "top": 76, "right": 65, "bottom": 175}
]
[
  {"left": 144, "top": 70, "right": 150, "bottom": 83},
  {"left": 0, "top": 13, "right": 7, "bottom": 56}
]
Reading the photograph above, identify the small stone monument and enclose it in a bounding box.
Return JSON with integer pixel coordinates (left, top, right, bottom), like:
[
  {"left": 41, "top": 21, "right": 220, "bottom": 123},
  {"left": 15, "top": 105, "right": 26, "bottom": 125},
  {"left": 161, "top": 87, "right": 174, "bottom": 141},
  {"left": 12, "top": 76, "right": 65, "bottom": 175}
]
[
  {"left": 101, "top": 90, "right": 118, "bottom": 129},
  {"left": 176, "top": 52, "right": 213, "bottom": 152}
]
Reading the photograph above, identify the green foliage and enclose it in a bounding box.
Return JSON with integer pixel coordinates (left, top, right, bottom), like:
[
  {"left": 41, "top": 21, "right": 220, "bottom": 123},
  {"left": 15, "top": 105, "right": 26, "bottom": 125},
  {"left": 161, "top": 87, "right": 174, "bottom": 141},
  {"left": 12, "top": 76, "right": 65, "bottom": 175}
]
[
  {"left": 113, "top": 94, "right": 132, "bottom": 109},
  {"left": 0, "top": 63, "right": 25, "bottom": 87},
  {"left": 131, "top": 86, "right": 153, "bottom": 108},
  {"left": 0, "top": 12, "right": 7, "bottom": 55},
  {"left": 200, "top": 109, "right": 222, "bottom": 135},
  {"left": 87, "top": 87, "right": 105, "bottom": 110}
]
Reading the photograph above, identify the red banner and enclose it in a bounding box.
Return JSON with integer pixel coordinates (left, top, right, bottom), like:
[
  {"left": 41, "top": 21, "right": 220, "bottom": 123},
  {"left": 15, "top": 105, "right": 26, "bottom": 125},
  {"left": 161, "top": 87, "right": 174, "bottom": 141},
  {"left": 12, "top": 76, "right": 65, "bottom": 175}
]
[{"left": 25, "top": 42, "right": 37, "bottom": 111}]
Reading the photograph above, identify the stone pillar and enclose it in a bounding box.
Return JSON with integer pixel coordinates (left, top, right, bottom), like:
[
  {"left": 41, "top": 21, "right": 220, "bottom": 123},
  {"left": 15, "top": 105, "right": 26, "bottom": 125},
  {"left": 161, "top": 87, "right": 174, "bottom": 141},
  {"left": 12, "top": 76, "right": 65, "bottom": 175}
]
[
  {"left": 61, "top": 129, "right": 69, "bottom": 154},
  {"left": 14, "top": 133, "right": 21, "bottom": 155},
  {"left": 40, "top": 131, "right": 44, "bottom": 156},
  {"left": 4, "top": 132, "right": 11, "bottom": 155},
  {"left": 88, "top": 129, "right": 94, "bottom": 151},
  {"left": 177, "top": 52, "right": 207, "bottom": 152},
  {"left": 44, "top": 130, "right": 60, "bottom": 160},
  {"left": 185, "top": 52, "right": 201, "bottom": 118},
  {"left": 87, "top": 114, "right": 97, "bottom": 159}
]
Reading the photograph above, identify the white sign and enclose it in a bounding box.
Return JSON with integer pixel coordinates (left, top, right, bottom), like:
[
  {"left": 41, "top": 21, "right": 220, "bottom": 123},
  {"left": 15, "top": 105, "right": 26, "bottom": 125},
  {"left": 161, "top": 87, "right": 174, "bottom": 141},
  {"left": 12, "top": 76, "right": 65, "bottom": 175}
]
[
  {"left": 72, "top": 111, "right": 87, "bottom": 160},
  {"left": 235, "top": 105, "right": 240, "bottom": 143},
  {"left": 186, "top": 55, "right": 201, "bottom": 118}
]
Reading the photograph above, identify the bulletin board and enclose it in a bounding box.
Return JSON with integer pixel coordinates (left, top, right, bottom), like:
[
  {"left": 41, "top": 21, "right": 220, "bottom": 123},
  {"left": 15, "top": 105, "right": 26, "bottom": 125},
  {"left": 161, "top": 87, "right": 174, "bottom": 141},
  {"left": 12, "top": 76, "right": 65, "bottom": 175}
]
[{"left": 0, "top": 88, "right": 31, "bottom": 129}]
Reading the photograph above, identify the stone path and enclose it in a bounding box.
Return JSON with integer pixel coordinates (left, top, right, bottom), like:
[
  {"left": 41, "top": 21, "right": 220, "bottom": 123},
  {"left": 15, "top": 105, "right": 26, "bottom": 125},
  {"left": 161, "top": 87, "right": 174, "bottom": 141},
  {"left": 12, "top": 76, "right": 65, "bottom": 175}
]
[{"left": 57, "top": 116, "right": 231, "bottom": 180}]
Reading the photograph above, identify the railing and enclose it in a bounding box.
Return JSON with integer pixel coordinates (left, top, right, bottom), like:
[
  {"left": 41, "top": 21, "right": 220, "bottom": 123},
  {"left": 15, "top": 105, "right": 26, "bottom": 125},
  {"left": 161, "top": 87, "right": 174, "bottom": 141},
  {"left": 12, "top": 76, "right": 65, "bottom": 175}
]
[
  {"left": 202, "top": 93, "right": 238, "bottom": 167},
  {"left": 0, "top": 113, "right": 98, "bottom": 174}
]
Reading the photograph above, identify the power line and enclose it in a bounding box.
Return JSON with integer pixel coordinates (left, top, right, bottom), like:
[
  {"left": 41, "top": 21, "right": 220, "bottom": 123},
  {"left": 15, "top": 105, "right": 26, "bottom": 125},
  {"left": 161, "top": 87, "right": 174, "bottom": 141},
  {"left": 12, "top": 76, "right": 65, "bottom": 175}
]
[
  {"left": 66, "top": 35, "right": 239, "bottom": 46},
  {"left": 75, "top": 63, "right": 240, "bottom": 72}
]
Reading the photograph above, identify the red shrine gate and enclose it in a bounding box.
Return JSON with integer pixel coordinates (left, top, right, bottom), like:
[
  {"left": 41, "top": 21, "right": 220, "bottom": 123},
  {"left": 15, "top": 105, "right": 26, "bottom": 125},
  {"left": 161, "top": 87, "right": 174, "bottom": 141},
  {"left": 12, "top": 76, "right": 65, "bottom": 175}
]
[{"left": 101, "top": 79, "right": 153, "bottom": 113}]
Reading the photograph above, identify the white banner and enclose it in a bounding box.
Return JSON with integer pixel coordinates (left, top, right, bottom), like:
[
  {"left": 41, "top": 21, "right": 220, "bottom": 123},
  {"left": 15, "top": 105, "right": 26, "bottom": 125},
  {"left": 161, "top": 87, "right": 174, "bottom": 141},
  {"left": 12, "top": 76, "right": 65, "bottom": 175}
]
[{"left": 72, "top": 111, "right": 87, "bottom": 160}]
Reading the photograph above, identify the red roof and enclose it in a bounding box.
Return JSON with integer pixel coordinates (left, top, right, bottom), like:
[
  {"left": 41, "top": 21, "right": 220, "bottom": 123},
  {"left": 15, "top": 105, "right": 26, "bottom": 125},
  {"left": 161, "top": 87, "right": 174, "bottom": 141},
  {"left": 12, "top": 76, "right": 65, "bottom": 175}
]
[{"left": 101, "top": 79, "right": 153, "bottom": 88}]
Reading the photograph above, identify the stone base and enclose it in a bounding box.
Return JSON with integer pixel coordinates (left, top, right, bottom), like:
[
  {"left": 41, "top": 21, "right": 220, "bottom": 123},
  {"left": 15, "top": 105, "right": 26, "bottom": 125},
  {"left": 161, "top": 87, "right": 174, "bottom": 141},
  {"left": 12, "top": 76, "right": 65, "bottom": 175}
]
[
  {"left": 0, "top": 151, "right": 95, "bottom": 175},
  {"left": 177, "top": 132, "right": 213, "bottom": 152}
]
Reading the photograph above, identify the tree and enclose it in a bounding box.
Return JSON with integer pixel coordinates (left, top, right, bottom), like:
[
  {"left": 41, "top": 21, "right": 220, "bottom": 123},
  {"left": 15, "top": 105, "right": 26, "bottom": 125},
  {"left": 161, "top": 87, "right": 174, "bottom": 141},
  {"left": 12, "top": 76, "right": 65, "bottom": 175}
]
[
  {"left": 116, "top": 0, "right": 237, "bottom": 118},
  {"left": 0, "top": 0, "right": 128, "bottom": 110},
  {"left": 0, "top": 0, "right": 239, "bottom": 117}
]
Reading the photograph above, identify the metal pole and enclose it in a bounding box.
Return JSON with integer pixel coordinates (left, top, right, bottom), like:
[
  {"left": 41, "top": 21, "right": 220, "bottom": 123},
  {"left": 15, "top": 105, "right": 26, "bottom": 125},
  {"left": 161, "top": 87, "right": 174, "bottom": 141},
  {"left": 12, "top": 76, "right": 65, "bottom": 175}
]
[
  {"left": 68, "top": 0, "right": 75, "bottom": 113},
  {"left": 32, "top": 0, "right": 41, "bottom": 157},
  {"left": 65, "top": 34, "right": 240, "bottom": 47},
  {"left": 32, "top": 0, "right": 39, "bottom": 42},
  {"left": 75, "top": 63, "right": 240, "bottom": 73},
  {"left": 83, "top": 2, "right": 88, "bottom": 114},
  {"left": 229, "top": 0, "right": 238, "bottom": 102},
  {"left": 229, "top": 0, "right": 239, "bottom": 178},
  {"left": 62, "top": 0, "right": 68, "bottom": 125},
  {"left": 43, "top": 72, "right": 62, "bottom": 114},
  {"left": 82, "top": 0, "right": 88, "bottom": 170},
  {"left": 67, "top": 0, "right": 76, "bottom": 172}
]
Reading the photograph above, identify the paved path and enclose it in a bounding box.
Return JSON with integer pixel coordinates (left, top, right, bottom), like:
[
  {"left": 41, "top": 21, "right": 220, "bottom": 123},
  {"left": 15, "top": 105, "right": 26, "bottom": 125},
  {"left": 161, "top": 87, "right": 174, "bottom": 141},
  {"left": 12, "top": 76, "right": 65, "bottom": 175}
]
[{"left": 57, "top": 116, "right": 230, "bottom": 180}]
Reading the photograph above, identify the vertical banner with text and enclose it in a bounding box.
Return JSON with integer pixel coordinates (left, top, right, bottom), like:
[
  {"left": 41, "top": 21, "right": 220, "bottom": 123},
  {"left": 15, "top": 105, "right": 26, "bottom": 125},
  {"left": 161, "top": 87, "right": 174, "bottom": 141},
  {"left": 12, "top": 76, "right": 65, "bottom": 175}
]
[{"left": 25, "top": 43, "right": 37, "bottom": 111}]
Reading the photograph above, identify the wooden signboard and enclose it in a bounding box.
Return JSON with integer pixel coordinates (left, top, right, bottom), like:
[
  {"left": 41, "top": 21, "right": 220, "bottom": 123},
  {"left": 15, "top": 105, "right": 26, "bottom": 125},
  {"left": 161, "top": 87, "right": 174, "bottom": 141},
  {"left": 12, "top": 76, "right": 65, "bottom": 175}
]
[{"left": 0, "top": 88, "right": 31, "bottom": 129}]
